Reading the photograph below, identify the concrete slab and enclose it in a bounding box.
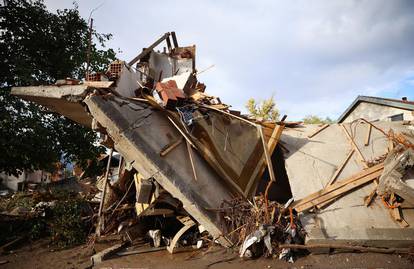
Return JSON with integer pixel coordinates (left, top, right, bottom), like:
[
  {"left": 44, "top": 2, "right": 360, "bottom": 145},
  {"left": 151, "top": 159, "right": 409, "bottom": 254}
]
[
  {"left": 11, "top": 84, "right": 94, "bottom": 127},
  {"left": 283, "top": 122, "right": 414, "bottom": 247},
  {"left": 83, "top": 95, "right": 234, "bottom": 247}
]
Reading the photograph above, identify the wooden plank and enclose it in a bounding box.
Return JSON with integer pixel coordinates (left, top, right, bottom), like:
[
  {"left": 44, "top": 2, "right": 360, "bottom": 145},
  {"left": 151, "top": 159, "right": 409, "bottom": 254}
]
[
  {"left": 315, "top": 171, "right": 381, "bottom": 210},
  {"left": 295, "top": 169, "right": 383, "bottom": 212},
  {"left": 324, "top": 149, "right": 354, "bottom": 188},
  {"left": 259, "top": 126, "right": 276, "bottom": 183},
  {"left": 97, "top": 148, "right": 113, "bottom": 236},
  {"left": 167, "top": 116, "right": 196, "bottom": 148},
  {"left": 389, "top": 206, "right": 409, "bottom": 228},
  {"left": 318, "top": 149, "right": 355, "bottom": 208},
  {"left": 292, "top": 163, "right": 384, "bottom": 208},
  {"left": 246, "top": 123, "right": 285, "bottom": 197},
  {"left": 83, "top": 81, "right": 114, "bottom": 88},
  {"left": 364, "top": 185, "right": 377, "bottom": 207},
  {"left": 340, "top": 124, "right": 368, "bottom": 168},
  {"left": 268, "top": 124, "right": 285, "bottom": 152},
  {"left": 364, "top": 124, "right": 372, "bottom": 146},
  {"left": 159, "top": 138, "right": 183, "bottom": 157},
  {"left": 171, "top": 31, "right": 179, "bottom": 48},
  {"left": 308, "top": 124, "right": 329, "bottom": 138},
  {"left": 128, "top": 33, "right": 170, "bottom": 66},
  {"left": 186, "top": 140, "right": 198, "bottom": 181}
]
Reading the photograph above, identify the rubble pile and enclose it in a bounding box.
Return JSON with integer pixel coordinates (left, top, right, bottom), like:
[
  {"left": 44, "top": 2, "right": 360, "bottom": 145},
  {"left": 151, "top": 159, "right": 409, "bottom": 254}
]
[
  {"left": 6, "top": 32, "right": 414, "bottom": 265},
  {"left": 218, "top": 196, "right": 305, "bottom": 260}
]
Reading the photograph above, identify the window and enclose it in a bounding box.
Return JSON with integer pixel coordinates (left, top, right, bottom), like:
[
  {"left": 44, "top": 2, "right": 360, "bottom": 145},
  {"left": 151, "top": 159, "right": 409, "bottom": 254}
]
[{"left": 390, "top": 113, "right": 404, "bottom": 121}]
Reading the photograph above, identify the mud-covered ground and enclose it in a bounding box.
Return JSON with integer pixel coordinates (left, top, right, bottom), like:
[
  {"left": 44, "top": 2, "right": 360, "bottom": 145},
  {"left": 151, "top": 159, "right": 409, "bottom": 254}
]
[{"left": 0, "top": 239, "right": 413, "bottom": 269}]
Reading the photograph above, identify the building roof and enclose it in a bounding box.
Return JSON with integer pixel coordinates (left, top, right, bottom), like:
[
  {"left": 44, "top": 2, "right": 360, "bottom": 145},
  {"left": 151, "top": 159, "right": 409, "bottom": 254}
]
[{"left": 337, "top": 95, "right": 414, "bottom": 123}]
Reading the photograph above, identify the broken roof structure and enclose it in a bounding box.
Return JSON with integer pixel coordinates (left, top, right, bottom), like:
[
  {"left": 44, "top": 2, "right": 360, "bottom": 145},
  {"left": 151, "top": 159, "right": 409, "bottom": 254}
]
[{"left": 11, "top": 32, "right": 414, "bottom": 254}]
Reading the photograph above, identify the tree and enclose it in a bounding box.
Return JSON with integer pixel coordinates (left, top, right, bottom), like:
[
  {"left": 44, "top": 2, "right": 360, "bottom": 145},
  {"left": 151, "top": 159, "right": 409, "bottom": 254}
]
[
  {"left": 302, "top": 115, "right": 335, "bottom": 124},
  {"left": 246, "top": 96, "right": 280, "bottom": 121},
  {"left": 0, "top": 0, "right": 117, "bottom": 176}
]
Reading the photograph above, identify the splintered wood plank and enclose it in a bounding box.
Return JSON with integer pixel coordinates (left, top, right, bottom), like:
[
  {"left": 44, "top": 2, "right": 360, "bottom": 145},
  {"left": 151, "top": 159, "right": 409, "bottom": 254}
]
[
  {"left": 259, "top": 126, "right": 276, "bottom": 183},
  {"left": 317, "top": 149, "right": 356, "bottom": 208},
  {"left": 292, "top": 163, "right": 384, "bottom": 209},
  {"left": 159, "top": 138, "right": 183, "bottom": 157},
  {"left": 186, "top": 140, "right": 198, "bottom": 181},
  {"left": 83, "top": 81, "right": 114, "bottom": 88},
  {"left": 294, "top": 169, "right": 383, "bottom": 212},
  {"left": 324, "top": 149, "right": 355, "bottom": 188},
  {"left": 340, "top": 124, "right": 368, "bottom": 168},
  {"left": 246, "top": 123, "right": 285, "bottom": 197}
]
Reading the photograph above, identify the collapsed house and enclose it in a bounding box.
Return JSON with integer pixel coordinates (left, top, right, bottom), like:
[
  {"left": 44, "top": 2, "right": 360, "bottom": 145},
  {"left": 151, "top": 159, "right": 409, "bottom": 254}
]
[
  {"left": 284, "top": 121, "right": 414, "bottom": 247},
  {"left": 10, "top": 32, "right": 414, "bottom": 260}
]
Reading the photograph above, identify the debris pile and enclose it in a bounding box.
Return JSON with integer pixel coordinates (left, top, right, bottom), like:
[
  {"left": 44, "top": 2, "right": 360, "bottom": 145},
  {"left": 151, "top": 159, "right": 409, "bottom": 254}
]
[
  {"left": 218, "top": 196, "right": 305, "bottom": 261},
  {"left": 285, "top": 119, "right": 414, "bottom": 248},
  {"left": 7, "top": 31, "right": 414, "bottom": 265},
  {"left": 0, "top": 184, "right": 94, "bottom": 248}
]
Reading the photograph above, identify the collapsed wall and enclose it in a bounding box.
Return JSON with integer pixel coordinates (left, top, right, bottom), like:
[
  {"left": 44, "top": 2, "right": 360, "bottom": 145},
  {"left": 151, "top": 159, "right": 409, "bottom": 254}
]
[{"left": 11, "top": 32, "right": 284, "bottom": 247}]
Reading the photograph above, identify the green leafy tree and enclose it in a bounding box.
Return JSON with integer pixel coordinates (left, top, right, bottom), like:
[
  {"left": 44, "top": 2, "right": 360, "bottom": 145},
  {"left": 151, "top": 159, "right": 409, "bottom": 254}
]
[
  {"left": 0, "top": 0, "right": 117, "bottom": 176},
  {"left": 246, "top": 96, "right": 280, "bottom": 121},
  {"left": 302, "top": 115, "right": 335, "bottom": 124}
]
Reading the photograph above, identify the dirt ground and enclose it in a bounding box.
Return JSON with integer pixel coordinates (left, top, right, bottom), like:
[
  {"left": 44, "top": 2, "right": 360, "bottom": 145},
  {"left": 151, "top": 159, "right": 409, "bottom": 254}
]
[{"left": 0, "top": 239, "right": 413, "bottom": 269}]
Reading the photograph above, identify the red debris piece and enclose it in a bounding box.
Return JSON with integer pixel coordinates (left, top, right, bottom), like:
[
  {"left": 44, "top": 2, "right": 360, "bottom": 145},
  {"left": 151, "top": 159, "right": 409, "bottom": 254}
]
[{"left": 156, "top": 80, "right": 186, "bottom": 108}]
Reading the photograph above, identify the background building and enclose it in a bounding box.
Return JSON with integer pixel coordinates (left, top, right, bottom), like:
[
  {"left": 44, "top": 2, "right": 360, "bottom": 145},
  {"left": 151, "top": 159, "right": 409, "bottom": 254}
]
[{"left": 338, "top": 96, "right": 414, "bottom": 123}]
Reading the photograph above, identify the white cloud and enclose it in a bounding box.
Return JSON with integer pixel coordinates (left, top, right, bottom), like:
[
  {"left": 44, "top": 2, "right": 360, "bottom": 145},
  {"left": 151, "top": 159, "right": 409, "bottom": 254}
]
[{"left": 45, "top": 0, "right": 414, "bottom": 120}]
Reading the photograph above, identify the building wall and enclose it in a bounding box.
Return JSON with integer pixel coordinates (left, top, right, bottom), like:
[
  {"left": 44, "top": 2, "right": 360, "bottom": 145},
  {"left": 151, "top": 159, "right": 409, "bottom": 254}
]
[
  {"left": 342, "top": 102, "right": 414, "bottom": 123},
  {"left": 0, "top": 171, "right": 26, "bottom": 191},
  {"left": 0, "top": 170, "right": 52, "bottom": 191},
  {"left": 27, "top": 170, "right": 51, "bottom": 183}
]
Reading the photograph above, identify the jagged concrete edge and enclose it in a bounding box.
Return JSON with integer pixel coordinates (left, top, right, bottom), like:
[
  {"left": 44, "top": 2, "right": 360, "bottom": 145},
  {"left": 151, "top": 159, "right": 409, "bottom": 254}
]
[{"left": 83, "top": 95, "right": 233, "bottom": 247}]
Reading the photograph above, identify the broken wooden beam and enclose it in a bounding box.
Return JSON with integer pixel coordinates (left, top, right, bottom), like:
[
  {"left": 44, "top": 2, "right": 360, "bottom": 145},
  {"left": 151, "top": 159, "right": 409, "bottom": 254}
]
[
  {"left": 97, "top": 147, "right": 113, "bottom": 236},
  {"left": 259, "top": 125, "right": 276, "bottom": 183},
  {"left": 293, "top": 163, "right": 384, "bottom": 212},
  {"left": 171, "top": 31, "right": 179, "bottom": 48},
  {"left": 295, "top": 170, "right": 382, "bottom": 212},
  {"left": 160, "top": 138, "right": 183, "bottom": 157},
  {"left": 186, "top": 140, "right": 198, "bottom": 181},
  {"left": 340, "top": 124, "right": 368, "bottom": 168},
  {"left": 324, "top": 149, "right": 355, "bottom": 188},
  {"left": 128, "top": 32, "right": 170, "bottom": 66},
  {"left": 246, "top": 122, "right": 285, "bottom": 197}
]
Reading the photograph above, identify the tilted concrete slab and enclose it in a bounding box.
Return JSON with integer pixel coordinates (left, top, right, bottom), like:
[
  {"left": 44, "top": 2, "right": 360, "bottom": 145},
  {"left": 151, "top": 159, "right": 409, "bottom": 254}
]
[
  {"left": 283, "top": 122, "right": 414, "bottom": 247},
  {"left": 83, "top": 95, "right": 234, "bottom": 247},
  {"left": 11, "top": 84, "right": 95, "bottom": 127}
]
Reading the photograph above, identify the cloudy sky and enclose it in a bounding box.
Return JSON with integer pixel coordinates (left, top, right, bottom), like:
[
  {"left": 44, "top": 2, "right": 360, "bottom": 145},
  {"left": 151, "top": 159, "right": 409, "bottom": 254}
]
[{"left": 45, "top": 0, "right": 414, "bottom": 121}]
